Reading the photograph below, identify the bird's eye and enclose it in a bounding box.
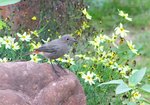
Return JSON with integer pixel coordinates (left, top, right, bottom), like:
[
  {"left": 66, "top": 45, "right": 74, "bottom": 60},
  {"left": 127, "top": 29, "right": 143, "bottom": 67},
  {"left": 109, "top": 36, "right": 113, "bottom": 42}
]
[{"left": 67, "top": 38, "right": 69, "bottom": 40}]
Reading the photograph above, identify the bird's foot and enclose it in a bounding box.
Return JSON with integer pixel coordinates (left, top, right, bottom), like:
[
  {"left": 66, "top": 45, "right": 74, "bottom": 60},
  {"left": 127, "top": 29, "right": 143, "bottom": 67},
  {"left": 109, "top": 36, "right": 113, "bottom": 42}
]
[
  {"left": 57, "top": 64, "right": 67, "bottom": 73},
  {"left": 50, "top": 64, "right": 60, "bottom": 77},
  {"left": 54, "top": 60, "right": 66, "bottom": 73}
]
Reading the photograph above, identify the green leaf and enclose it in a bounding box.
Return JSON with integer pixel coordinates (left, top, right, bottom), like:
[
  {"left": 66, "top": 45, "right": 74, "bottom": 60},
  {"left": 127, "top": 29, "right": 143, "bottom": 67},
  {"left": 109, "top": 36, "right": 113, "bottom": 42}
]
[
  {"left": 0, "top": 20, "right": 7, "bottom": 29},
  {"left": 127, "top": 102, "right": 136, "bottom": 105},
  {"left": 0, "top": 0, "right": 21, "bottom": 6},
  {"left": 141, "top": 84, "right": 150, "bottom": 93},
  {"left": 129, "top": 68, "right": 146, "bottom": 86},
  {"left": 116, "top": 83, "right": 132, "bottom": 94},
  {"left": 98, "top": 79, "right": 124, "bottom": 86}
]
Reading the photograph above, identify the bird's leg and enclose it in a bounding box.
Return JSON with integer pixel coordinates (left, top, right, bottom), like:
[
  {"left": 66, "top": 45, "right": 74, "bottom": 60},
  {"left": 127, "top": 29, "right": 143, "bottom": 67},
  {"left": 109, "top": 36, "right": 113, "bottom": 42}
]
[
  {"left": 54, "top": 60, "right": 67, "bottom": 72},
  {"left": 54, "top": 60, "right": 63, "bottom": 69},
  {"left": 50, "top": 60, "right": 60, "bottom": 77}
]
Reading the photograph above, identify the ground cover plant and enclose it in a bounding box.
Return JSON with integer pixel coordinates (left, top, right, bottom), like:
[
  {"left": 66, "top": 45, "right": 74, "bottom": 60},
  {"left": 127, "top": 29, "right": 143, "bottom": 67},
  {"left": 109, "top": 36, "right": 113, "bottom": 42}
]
[{"left": 0, "top": 0, "right": 150, "bottom": 105}]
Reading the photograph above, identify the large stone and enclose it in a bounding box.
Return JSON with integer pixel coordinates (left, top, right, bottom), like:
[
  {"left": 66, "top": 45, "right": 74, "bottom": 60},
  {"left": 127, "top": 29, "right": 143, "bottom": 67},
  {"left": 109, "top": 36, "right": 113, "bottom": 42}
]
[{"left": 0, "top": 61, "right": 86, "bottom": 105}]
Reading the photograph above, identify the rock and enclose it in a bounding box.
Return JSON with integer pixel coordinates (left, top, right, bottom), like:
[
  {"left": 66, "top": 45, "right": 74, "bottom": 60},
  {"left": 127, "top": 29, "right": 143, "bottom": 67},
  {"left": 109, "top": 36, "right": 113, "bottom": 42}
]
[
  {"left": 0, "top": 0, "right": 84, "bottom": 34},
  {"left": 0, "top": 61, "right": 86, "bottom": 105}
]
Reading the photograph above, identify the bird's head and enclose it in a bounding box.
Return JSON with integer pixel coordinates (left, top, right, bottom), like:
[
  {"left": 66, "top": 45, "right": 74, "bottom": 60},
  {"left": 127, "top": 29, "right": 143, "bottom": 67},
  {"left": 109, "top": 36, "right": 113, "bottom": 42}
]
[{"left": 60, "top": 34, "right": 77, "bottom": 46}]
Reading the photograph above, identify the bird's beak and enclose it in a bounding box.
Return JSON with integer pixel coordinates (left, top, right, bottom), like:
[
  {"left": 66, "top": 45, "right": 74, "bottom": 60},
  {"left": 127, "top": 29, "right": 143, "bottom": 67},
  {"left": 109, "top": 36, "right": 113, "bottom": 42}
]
[{"left": 73, "top": 39, "right": 78, "bottom": 43}]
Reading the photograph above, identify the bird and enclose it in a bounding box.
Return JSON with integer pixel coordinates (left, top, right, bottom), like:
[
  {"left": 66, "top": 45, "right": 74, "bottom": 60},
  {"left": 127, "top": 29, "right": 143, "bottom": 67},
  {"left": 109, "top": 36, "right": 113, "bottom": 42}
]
[{"left": 33, "top": 34, "right": 77, "bottom": 75}]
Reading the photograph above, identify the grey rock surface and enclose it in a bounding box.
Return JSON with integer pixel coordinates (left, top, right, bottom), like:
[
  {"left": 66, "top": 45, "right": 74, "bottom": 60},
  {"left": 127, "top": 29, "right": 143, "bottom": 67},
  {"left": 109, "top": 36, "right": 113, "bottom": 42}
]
[{"left": 0, "top": 61, "right": 86, "bottom": 105}]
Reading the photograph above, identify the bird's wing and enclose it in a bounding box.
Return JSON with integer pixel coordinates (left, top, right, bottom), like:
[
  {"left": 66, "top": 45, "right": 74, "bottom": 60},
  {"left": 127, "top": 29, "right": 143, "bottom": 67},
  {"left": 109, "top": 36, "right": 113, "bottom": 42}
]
[{"left": 35, "top": 43, "right": 60, "bottom": 53}]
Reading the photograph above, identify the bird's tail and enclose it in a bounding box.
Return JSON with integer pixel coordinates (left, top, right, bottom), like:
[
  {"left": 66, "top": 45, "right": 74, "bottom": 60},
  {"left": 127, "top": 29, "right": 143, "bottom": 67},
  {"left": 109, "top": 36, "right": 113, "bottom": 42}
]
[
  {"left": 12, "top": 49, "right": 42, "bottom": 62},
  {"left": 24, "top": 49, "right": 41, "bottom": 56}
]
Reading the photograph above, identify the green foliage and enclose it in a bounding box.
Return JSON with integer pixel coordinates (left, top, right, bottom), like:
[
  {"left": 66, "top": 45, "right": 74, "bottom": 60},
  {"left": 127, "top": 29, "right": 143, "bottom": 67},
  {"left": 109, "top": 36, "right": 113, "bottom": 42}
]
[
  {"left": 84, "top": 0, "right": 150, "bottom": 31},
  {"left": 129, "top": 68, "right": 146, "bottom": 87},
  {"left": 99, "top": 80, "right": 124, "bottom": 85},
  {"left": 127, "top": 102, "right": 137, "bottom": 105},
  {"left": 116, "top": 83, "right": 131, "bottom": 95},
  {"left": 38, "top": 0, "right": 84, "bottom": 39},
  {"left": 99, "top": 80, "right": 132, "bottom": 95},
  {"left": 141, "top": 84, "right": 150, "bottom": 93},
  {"left": 0, "top": 20, "right": 7, "bottom": 30},
  {"left": 0, "top": 0, "right": 20, "bottom": 6},
  {"left": 70, "top": 8, "right": 149, "bottom": 104},
  {"left": 99, "top": 68, "right": 148, "bottom": 96}
]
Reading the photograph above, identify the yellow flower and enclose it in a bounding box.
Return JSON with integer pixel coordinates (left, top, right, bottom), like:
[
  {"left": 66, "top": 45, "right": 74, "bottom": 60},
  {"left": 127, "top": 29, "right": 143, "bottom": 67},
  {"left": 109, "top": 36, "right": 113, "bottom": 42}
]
[
  {"left": 109, "top": 33, "right": 118, "bottom": 48},
  {"left": 99, "top": 34, "right": 110, "bottom": 43},
  {"left": 115, "top": 23, "right": 129, "bottom": 38},
  {"left": 66, "top": 58, "right": 75, "bottom": 65},
  {"left": 82, "top": 8, "right": 92, "bottom": 20},
  {"left": 11, "top": 42, "right": 20, "bottom": 50},
  {"left": 57, "top": 54, "right": 75, "bottom": 65},
  {"left": 94, "top": 75, "right": 101, "bottom": 82},
  {"left": 82, "top": 71, "right": 96, "bottom": 85},
  {"left": 83, "top": 64, "right": 87, "bottom": 68},
  {"left": 30, "top": 41, "right": 41, "bottom": 51},
  {"left": 0, "top": 57, "right": 8, "bottom": 62},
  {"left": 119, "top": 65, "right": 131, "bottom": 78},
  {"left": 30, "top": 54, "right": 41, "bottom": 63},
  {"left": 75, "top": 29, "right": 82, "bottom": 36},
  {"left": 120, "top": 70, "right": 126, "bottom": 77},
  {"left": 30, "top": 30, "right": 39, "bottom": 37},
  {"left": 31, "top": 16, "right": 37, "bottom": 21},
  {"left": 17, "top": 32, "right": 31, "bottom": 42},
  {"left": 110, "top": 62, "right": 119, "bottom": 69},
  {"left": 105, "top": 59, "right": 115, "bottom": 67},
  {"left": 64, "top": 54, "right": 69, "bottom": 58},
  {"left": 56, "top": 58, "right": 63, "bottom": 62},
  {"left": 90, "top": 34, "right": 110, "bottom": 48},
  {"left": 42, "top": 38, "right": 50, "bottom": 43},
  {"left": 89, "top": 36, "right": 100, "bottom": 48},
  {"left": 75, "top": 54, "right": 90, "bottom": 60},
  {"left": 1, "top": 36, "right": 20, "bottom": 50},
  {"left": 61, "top": 55, "right": 75, "bottom": 65},
  {"left": 82, "top": 21, "right": 90, "bottom": 29},
  {"left": 131, "top": 91, "right": 141, "bottom": 99},
  {"left": 2, "top": 36, "right": 15, "bottom": 49},
  {"left": 126, "top": 40, "right": 139, "bottom": 55},
  {"left": 118, "top": 10, "right": 132, "bottom": 21},
  {"left": 48, "top": 29, "right": 51, "bottom": 32}
]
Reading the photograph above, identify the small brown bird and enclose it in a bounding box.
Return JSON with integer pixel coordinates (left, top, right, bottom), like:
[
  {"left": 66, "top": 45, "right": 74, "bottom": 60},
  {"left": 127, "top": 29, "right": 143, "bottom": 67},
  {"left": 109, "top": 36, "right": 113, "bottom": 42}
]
[{"left": 34, "top": 34, "right": 77, "bottom": 75}]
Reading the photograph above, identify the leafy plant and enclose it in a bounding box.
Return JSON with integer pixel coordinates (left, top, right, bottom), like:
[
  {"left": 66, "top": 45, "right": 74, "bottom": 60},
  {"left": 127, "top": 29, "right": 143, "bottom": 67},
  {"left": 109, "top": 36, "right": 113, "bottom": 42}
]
[
  {"left": 0, "top": 20, "right": 7, "bottom": 30},
  {"left": 99, "top": 68, "right": 149, "bottom": 99}
]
